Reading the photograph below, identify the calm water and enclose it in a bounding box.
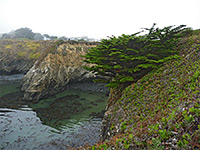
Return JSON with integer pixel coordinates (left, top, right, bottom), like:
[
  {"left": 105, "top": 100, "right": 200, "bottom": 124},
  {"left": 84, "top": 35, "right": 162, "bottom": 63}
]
[{"left": 0, "top": 75, "right": 108, "bottom": 149}]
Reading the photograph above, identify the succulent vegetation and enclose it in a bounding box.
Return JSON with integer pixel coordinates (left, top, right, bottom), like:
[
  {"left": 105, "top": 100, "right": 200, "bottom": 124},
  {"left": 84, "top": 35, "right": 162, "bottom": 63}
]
[{"left": 72, "top": 27, "right": 200, "bottom": 149}]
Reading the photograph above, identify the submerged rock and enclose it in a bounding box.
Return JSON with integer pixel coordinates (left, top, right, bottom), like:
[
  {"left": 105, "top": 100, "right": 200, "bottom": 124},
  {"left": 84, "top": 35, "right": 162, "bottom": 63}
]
[{"left": 21, "top": 42, "right": 97, "bottom": 101}]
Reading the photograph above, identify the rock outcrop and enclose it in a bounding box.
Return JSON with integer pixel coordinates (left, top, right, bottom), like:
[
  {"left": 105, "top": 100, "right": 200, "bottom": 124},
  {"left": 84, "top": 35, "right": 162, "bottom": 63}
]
[
  {"left": 21, "top": 42, "right": 97, "bottom": 101},
  {"left": 0, "top": 39, "right": 55, "bottom": 75}
]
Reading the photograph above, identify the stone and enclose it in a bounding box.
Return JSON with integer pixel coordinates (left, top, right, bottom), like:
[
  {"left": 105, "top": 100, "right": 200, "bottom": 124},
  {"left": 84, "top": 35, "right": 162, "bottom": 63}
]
[
  {"left": 0, "top": 40, "right": 56, "bottom": 75},
  {"left": 21, "top": 42, "right": 97, "bottom": 101}
]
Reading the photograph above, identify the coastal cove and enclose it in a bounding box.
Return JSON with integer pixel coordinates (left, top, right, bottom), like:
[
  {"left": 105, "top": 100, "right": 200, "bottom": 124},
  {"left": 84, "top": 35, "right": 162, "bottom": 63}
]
[
  {"left": 0, "top": 28, "right": 199, "bottom": 149},
  {"left": 0, "top": 75, "right": 109, "bottom": 149}
]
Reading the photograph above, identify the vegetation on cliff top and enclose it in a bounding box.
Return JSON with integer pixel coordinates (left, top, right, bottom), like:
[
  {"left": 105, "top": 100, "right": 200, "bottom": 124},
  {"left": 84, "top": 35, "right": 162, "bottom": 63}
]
[
  {"left": 0, "top": 39, "right": 56, "bottom": 60},
  {"left": 83, "top": 24, "right": 187, "bottom": 88},
  {"left": 78, "top": 28, "right": 200, "bottom": 149}
]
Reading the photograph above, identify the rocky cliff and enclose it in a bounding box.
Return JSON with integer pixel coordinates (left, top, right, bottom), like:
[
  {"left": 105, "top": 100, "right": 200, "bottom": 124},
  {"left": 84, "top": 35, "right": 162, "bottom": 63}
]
[
  {"left": 21, "top": 41, "right": 97, "bottom": 101},
  {"left": 0, "top": 39, "right": 55, "bottom": 75}
]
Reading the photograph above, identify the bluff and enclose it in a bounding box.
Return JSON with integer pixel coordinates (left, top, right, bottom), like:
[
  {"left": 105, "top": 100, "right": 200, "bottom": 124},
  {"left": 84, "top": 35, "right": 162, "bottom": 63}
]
[
  {"left": 79, "top": 30, "right": 200, "bottom": 149},
  {"left": 71, "top": 30, "right": 200, "bottom": 150},
  {"left": 21, "top": 41, "right": 97, "bottom": 101},
  {"left": 0, "top": 39, "right": 55, "bottom": 75}
]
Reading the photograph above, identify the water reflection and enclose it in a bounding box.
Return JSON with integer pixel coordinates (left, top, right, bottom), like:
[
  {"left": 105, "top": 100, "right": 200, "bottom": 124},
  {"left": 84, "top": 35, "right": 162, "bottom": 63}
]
[{"left": 0, "top": 79, "right": 108, "bottom": 149}]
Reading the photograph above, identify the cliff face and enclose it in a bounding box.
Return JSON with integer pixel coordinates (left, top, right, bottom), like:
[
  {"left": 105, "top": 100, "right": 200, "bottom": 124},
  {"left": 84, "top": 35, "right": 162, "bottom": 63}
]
[
  {"left": 0, "top": 39, "right": 55, "bottom": 75},
  {"left": 21, "top": 42, "right": 97, "bottom": 101}
]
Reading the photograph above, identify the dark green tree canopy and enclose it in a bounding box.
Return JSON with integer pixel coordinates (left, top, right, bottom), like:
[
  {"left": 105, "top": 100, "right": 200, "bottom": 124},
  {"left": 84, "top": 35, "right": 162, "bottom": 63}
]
[
  {"left": 83, "top": 24, "right": 187, "bottom": 88},
  {"left": 15, "top": 27, "right": 35, "bottom": 39}
]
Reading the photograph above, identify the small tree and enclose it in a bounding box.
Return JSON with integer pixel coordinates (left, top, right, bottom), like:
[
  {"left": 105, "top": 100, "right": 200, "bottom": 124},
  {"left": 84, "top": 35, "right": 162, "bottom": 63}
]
[{"left": 83, "top": 24, "right": 187, "bottom": 88}]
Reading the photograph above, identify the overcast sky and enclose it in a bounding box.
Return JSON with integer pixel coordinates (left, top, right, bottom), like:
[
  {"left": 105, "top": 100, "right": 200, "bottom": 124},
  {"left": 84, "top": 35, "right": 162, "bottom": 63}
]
[{"left": 0, "top": 0, "right": 199, "bottom": 39}]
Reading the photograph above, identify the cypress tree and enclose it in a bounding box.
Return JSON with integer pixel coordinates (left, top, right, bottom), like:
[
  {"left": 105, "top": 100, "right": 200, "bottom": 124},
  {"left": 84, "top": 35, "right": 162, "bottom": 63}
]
[{"left": 83, "top": 24, "right": 187, "bottom": 88}]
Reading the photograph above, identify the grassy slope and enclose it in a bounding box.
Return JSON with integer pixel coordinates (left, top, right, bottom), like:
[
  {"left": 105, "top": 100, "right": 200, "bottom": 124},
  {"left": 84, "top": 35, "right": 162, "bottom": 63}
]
[{"left": 82, "top": 32, "right": 200, "bottom": 149}]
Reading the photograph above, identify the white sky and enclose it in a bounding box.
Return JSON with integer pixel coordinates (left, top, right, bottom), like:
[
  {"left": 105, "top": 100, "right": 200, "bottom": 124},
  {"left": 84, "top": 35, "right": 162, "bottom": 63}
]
[{"left": 0, "top": 0, "right": 199, "bottom": 39}]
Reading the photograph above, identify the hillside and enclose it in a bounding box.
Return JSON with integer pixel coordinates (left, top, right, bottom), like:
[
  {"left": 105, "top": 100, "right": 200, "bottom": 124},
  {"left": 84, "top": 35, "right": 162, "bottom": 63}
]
[
  {"left": 79, "top": 30, "right": 200, "bottom": 149},
  {"left": 0, "top": 39, "right": 56, "bottom": 74}
]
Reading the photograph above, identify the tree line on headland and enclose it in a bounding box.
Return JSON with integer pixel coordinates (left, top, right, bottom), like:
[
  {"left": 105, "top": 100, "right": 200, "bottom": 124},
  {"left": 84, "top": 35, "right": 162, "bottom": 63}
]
[{"left": 0, "top": 27, "right": 96, "bottom": 41}]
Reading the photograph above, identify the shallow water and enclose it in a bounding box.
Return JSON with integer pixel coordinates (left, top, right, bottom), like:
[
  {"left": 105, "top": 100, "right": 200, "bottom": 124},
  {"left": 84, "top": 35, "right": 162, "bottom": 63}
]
[
  {"left": 0, "top": 75, "right": 108, "bottom": 149},
  {"left": 0, "top": 74, "right": 23, "bottom": 97}
]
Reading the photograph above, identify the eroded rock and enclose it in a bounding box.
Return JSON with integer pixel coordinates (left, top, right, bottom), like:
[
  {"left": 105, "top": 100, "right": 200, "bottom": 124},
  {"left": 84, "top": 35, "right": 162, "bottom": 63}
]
[
  {"left": 0, "top": 39, "right": 55, "bottom": 75},
  {"left": 21, "top": 42, "right": 97, "bottom": 101}
]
